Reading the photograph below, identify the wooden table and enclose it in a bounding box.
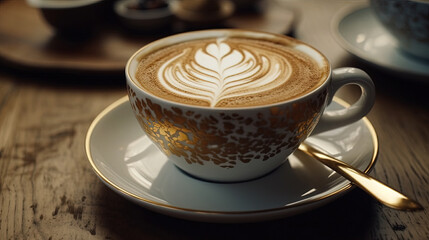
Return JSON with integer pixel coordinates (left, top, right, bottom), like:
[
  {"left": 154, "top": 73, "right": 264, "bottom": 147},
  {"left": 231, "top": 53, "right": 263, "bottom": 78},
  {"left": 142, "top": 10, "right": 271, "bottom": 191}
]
[{"left": 1, "top": 0, "right": 428, "bottom": 239}]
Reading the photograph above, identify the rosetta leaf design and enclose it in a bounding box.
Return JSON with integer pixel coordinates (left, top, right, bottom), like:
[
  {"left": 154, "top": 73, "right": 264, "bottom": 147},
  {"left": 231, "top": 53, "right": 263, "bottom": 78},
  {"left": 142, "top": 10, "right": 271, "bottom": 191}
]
[{"left": 158, "top": 39, "right": 290, "bottom": 107}]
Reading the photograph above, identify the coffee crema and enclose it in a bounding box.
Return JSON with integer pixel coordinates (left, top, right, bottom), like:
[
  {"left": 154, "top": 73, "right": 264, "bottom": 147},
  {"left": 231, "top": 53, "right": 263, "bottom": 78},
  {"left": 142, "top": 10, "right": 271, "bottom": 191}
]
[{"left": 135, "top": 37, "right": 329, "bottom": 108}]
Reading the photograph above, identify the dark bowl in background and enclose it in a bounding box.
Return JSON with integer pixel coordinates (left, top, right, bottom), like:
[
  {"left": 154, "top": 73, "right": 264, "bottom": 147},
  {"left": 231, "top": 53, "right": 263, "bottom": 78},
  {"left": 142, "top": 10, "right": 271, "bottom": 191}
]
[{"left": 27, "top": 0, "right": 108, "bottom": 34}]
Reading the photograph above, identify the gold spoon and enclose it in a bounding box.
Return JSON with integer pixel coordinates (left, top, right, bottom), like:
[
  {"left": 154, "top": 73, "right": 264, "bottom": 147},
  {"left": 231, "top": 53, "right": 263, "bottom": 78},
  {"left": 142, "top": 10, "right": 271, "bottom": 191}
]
[{"left": 298, "top": 143, "right": 424, "bottom": 211}]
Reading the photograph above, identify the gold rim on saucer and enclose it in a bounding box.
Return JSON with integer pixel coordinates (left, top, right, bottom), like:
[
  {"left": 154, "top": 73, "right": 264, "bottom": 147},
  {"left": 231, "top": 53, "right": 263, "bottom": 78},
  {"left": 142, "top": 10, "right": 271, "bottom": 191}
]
[{"left": 85, "top": 96, "right": 378, "bottom": 215}]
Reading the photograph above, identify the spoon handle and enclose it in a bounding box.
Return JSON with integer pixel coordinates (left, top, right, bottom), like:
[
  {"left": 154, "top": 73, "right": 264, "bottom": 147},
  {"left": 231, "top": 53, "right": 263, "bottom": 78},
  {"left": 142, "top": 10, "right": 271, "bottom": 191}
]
[{"left": 298, "top": 143, "right": 423, "bottom": 211}]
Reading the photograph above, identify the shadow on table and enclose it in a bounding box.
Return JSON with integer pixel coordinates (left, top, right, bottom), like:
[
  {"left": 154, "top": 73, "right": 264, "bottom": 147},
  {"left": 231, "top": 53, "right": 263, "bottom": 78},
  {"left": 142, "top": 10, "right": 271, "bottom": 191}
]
[
  {"left": 96, "top": 182, "right": 378, "bottom": 240},
  {"left": 0, "top": 62, "right": 124, "bottom": 89}
]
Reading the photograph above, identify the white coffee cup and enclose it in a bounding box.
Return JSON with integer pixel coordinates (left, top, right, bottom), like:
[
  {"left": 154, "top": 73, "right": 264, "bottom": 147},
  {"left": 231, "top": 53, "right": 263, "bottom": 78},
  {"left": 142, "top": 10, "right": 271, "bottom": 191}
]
[{"left": 126, "top": 29, "right": 376, "bottom": 182}]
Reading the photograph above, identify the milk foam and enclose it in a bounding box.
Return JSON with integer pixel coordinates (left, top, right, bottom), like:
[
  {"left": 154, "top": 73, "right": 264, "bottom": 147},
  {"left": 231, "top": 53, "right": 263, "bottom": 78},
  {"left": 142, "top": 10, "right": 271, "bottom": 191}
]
[
  {"left": 158, "top": 38, "right": 291, "bottom": 107},
  {"left": 136, "top": 37, "right": 328, "bottom": 108}
]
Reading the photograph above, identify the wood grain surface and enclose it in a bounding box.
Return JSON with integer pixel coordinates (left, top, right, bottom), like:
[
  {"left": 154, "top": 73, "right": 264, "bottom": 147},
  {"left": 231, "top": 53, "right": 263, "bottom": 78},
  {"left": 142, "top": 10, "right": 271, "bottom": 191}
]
[{"left": 1, "top": 0, "right": 428, "bottom": 239}]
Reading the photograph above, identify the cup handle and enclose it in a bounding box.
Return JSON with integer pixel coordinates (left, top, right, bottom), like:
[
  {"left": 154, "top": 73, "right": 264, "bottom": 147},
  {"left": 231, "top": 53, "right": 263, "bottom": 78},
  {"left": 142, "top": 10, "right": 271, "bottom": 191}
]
[{"left": 311, "top": 67, "right": 376, "bottom": 135}]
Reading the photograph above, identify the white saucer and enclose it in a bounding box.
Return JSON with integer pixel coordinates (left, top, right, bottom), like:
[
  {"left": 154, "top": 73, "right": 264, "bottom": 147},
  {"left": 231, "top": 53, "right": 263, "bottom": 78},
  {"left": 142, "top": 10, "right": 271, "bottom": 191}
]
[
  {"left": 332, "top": 6, "right": 429, "bottom": 80},
  {"left": 85, "top": 96, "right": 378, "bottom": 223}
]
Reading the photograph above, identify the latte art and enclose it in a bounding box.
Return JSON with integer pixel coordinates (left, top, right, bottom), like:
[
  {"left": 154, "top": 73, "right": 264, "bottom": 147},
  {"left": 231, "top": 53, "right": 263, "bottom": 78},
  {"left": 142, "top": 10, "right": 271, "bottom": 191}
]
[
  {"left": 136, "top": 37, "right": 329, "bottom": 108},
  {"left": 159, "top": 38, "right": 291, "bottom": 107}
]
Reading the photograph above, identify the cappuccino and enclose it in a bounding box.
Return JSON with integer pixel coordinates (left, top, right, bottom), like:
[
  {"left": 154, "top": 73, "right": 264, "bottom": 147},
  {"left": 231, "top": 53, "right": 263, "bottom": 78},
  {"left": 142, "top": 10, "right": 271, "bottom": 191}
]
[
  {"left": 127, "top": 30, "right": 375, "bottom": 182},
  {"left": 135, "top": 35, "right": 329, "bottom": 108}
]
